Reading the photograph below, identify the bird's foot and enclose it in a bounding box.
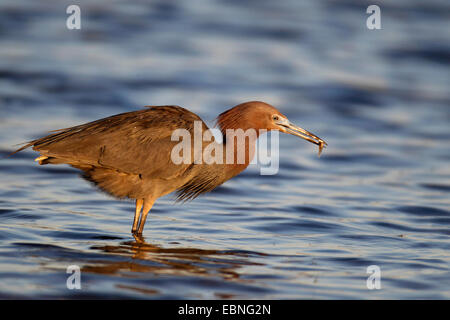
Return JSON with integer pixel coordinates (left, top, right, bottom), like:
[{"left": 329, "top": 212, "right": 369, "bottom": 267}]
[{"left": 132, "top": 232, "right": 145, "bottom": 243}]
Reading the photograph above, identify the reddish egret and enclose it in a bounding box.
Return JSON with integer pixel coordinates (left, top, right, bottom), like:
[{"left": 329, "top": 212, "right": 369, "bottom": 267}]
[{"left": 13, "top": 101, "right": 327, "bottom": 235}]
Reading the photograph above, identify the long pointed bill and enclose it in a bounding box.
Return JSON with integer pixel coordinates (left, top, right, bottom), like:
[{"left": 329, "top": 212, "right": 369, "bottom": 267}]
[{"left": 279, "top": 120, "right": 328, "bottom": 156}]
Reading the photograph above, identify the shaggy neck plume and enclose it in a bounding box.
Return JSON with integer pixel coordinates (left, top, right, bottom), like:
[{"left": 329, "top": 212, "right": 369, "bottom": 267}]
[
  {"left": 216, "top": 108, "right": 261, "bottom": 141},
  {"left": 216, "top": 107, "right": 260, "bottom": 171}
]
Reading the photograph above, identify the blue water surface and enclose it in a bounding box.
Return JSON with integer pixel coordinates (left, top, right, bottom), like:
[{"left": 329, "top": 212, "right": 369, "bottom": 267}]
[{"left": 0, "top": 0, "right": 449, "bottom": 299}]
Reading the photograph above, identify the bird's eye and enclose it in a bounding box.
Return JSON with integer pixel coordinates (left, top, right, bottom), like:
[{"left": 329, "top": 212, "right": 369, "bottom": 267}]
[{"left": 272, "top": 115, "right": 279, "bottom": 121}]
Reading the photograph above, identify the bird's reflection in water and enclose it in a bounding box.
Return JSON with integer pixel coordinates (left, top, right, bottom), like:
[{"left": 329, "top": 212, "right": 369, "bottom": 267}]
[{"left": 84, "top": 234, "right": 266, "bottom": 285}]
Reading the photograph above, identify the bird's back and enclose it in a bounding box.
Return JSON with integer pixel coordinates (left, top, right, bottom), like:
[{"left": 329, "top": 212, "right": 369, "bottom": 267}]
[{"left": 14, "top": 106, "right": 215, "bottom": 200}]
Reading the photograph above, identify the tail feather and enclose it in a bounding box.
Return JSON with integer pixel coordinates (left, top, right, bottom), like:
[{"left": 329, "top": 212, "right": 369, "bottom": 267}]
[{"left": 9, "top": 140, "right": 38, "bottom": 156}]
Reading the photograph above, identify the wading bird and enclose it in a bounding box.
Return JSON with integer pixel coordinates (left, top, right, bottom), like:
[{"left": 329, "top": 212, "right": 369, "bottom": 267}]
[{"left": 13, "top": 101, "right": 327, "bottom": 235}]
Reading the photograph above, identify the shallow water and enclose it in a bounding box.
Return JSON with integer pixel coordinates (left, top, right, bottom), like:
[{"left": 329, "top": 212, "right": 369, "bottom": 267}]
[{"left": 0, "top": 0, "right": 449, "bottom": 299}]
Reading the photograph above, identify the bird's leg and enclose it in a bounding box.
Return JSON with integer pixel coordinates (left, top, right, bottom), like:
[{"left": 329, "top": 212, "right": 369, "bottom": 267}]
[
  {"left": 132, "top": 199, "right": 143, "bottom": 233},
  {"left": 136, "top": 197, "right": 155, "bottom": 235},
  {"left": 132, "top": 233, "right": 145, "bottom": 244}
]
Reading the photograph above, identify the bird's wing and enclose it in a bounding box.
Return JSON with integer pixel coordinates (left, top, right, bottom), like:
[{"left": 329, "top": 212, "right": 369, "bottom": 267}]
[{"left": 17, "top": 106, "right": 207, "bottom": 180}]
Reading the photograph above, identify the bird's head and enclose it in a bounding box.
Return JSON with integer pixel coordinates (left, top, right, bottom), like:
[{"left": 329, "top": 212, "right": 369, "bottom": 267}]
[{"left": 217, "top": 101, "right": 327, "bottom": 155}]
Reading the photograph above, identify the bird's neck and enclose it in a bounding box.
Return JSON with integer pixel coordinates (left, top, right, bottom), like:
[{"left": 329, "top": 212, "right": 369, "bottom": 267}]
[
  {"left": 215, "top": 110, "right": 263, "bottom": 177},
  {"left": 219, "top": 129, "right": 260, "bottom": 178}
]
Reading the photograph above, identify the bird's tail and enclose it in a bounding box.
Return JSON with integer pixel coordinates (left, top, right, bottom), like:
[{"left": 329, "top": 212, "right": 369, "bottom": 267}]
[{"left": 8, "top": 140, "right": 36, "bottom": 156}]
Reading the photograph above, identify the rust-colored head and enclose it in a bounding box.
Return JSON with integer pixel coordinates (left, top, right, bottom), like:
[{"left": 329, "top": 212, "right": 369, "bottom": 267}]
[
  {"left": 217, "top": 101, "right": 284, "bottom": 133},
  {"left": 217, "top": 101, "right": 327, "bottom": 155}
]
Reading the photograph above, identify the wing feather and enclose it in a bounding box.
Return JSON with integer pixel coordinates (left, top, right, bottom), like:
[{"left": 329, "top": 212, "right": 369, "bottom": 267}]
[{"left": 14, "top": 106, "right": 206, "bottom": 180}]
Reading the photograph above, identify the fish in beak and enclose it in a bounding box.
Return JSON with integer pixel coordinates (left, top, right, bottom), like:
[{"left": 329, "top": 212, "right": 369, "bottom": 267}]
[{"left": 275, "top": 117, "right": 328, "bottom": 156}]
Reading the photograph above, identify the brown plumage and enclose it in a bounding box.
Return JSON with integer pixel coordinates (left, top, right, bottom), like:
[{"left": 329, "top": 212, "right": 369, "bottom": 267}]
[{"left": 12, "top": 101, "right": 327, "bottom": 235}]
